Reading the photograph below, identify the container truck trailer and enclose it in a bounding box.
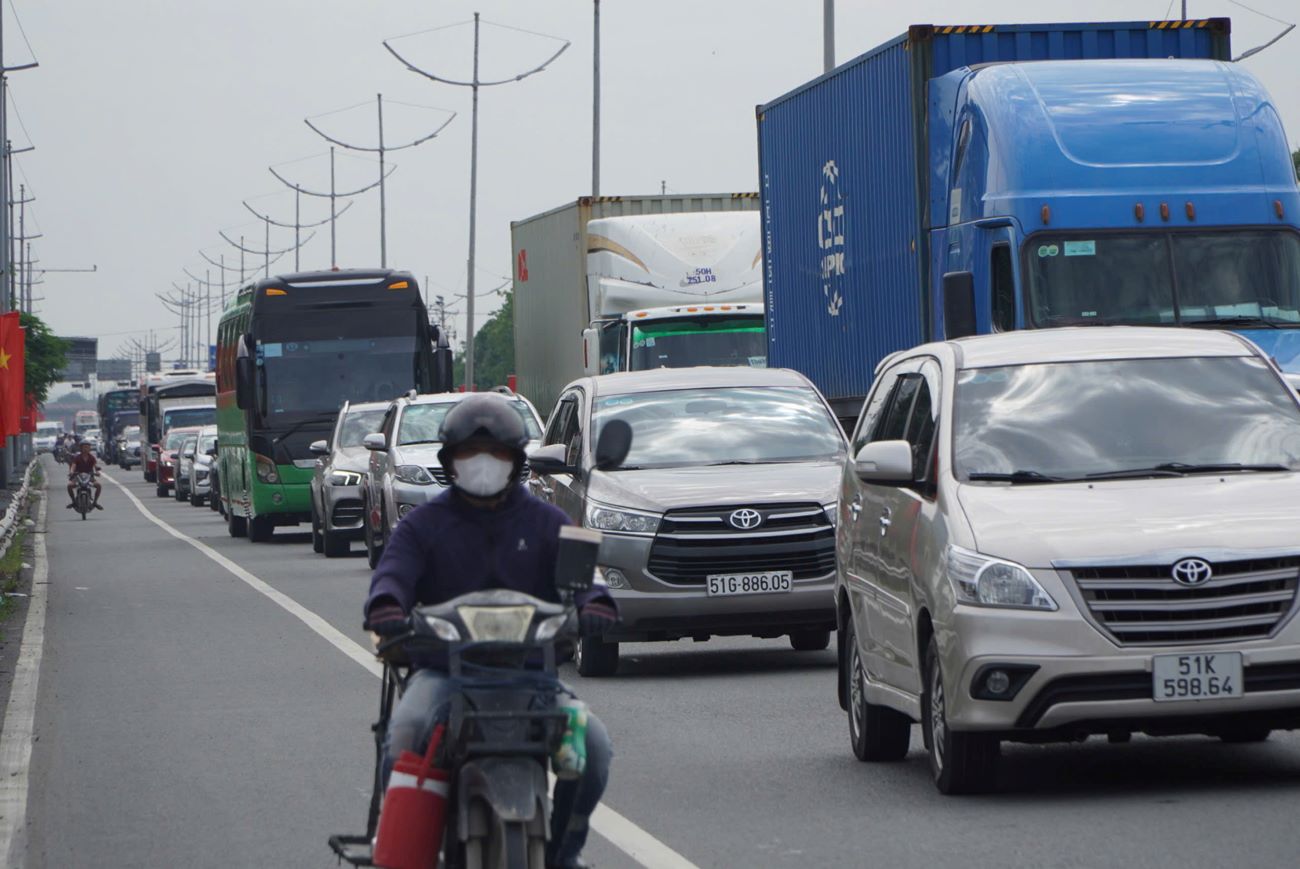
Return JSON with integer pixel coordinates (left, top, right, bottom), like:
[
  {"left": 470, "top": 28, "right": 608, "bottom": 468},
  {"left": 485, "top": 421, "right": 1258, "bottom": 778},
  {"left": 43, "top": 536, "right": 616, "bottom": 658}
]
[
  {"left": 757, "top": 18, "right": 1300, "bottom": 422},
  {"left": 512, "top": 194, "right": 761, "bottom": 413}
]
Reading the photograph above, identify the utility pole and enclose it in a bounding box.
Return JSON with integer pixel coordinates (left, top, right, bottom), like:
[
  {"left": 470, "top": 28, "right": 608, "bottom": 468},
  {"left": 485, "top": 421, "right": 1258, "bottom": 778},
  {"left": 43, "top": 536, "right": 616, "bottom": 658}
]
[
  {"left": 593, "top": 0, "right": 600, "bottom": 196},
  {"left": 270, "top": 148, "right": 391, "bottom": 270},
  {"left": 385, "top": 12, "right": 569, "bottom": 391},
  {"left": 823, "top": 0, "right": 835, "bottom": 72},
  {"left": 305, "top": 94, "right": 454, "bottom": 268},
  {"left": 220, "top": 227, "right": 313, "bottom": 280},
  {"left": 244, "top": 193, "right": 350, "bottom": 273}
]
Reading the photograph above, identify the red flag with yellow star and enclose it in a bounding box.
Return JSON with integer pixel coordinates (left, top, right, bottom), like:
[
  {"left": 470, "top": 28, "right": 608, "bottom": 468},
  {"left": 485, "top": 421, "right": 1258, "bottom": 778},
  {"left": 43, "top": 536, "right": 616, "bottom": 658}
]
[{"left": 0, "top": 313, "right": 24, "bottom": 437}]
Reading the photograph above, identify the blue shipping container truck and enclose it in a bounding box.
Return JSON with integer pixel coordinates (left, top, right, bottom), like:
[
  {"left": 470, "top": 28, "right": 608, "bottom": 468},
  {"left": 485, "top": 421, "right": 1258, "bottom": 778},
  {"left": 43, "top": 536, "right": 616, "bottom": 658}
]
[{"left": 757, "top": 19, "right": 1300, "bottom": 421}]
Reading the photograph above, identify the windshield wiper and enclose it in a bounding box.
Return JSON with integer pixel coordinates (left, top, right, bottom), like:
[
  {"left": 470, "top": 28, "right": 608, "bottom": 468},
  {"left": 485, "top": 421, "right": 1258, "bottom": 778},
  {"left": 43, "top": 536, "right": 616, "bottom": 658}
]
[
  {"left": 398, "top": 439, "right": 441, "bottom": 446},
  {"left": 1085, "top": 462, "right": 1289, "bottom": 481},
  {"left": 272, "top": 412, "right": 338, "bottom": 442},
  {"left": 1185, "top": 316, "right": 1283, "bottom": 329},
  {"left": 966, "top": 470, "right": 1069, "bottom": 484}
]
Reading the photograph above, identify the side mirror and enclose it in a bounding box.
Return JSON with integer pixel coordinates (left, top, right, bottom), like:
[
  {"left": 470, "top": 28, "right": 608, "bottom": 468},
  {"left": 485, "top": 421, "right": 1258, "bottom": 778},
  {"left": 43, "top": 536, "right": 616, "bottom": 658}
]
[
  {"left": 363, "top": 432, "right": 387, "bottom": 452},
  {"left": 582, "top": 327, "right": 599, "bottom": 376},
  {"left": 527, "top": 443, "right": 571, "bottom": 475},
  {"left": 853, "top": 440, "right": 915, "bottom": 485},
  {"left": 205, "top": 446, "right": 218, "bottom": 457},
  {"left": 309, "top": 439, "right": 329, "bottom": 456},
  {"left": 942, "top": 271, "right": 977, "bottom": 339},
  {"left": 593, "top": 419, "right": 632, "bottom": 471},
  {"left": 235, "top": 356, "right": 254, "bottom": 411}
]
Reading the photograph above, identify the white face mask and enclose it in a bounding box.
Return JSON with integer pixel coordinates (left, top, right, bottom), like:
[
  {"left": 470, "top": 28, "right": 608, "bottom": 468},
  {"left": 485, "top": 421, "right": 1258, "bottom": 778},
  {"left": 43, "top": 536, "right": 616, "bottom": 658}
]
[{"left": 453, "top": 453, "right": 515, "bottom": 497}]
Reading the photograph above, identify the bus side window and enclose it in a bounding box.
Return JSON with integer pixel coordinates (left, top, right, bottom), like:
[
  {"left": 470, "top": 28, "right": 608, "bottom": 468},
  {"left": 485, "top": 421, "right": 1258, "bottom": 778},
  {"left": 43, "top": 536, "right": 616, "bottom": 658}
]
[{"left": 991, "top": 244, "right": 1016, "bottom": 332}]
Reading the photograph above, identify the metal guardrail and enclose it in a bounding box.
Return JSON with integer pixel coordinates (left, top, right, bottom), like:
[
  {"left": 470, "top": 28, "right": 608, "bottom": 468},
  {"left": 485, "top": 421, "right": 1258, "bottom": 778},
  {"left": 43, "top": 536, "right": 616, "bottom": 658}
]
[{"left": 0, "top": 459, "right": 39, "bottom": 560}]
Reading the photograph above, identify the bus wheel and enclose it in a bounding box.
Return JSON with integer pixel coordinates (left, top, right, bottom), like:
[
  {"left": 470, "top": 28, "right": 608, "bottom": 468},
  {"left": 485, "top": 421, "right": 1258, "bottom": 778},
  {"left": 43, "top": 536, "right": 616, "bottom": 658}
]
[
  {"left": 227, "top": 509, "right": 247, "bottom": 538},
  {"left": 248, "top": 515, "right": 274, "bottom": 543}
]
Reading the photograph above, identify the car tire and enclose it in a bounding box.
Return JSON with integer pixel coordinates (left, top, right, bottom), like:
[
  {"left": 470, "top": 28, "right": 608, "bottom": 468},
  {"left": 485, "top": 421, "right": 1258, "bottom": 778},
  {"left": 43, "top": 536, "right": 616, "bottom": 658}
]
[
  {"left": 575, "top": 635, "right": 619, "bottom": 677},
  {"left": 922, "top": 636, "right": 999, "bottom": 795},
  {"left": 227, "top": 509, "right": 247, "bottom": 538},
  {"left": 790, "top": 629, "right": 832, "bottom": 652},
  {"left": 846, "top": 622, "right": 911, "bottom": 762},
  {"left": 174, "top": 483, "right": 186, "bottom": 502},
  {"left": 323, "top": 524, "right": 349, "bottom": 558},
  {"left": 156, "top": 482, "right": 168, "bottom": 498},
  {"left": 364, "top": 496, "right": 384, "bottom": 569},
  {"left": 310, "top": 501, "right": 324, "bottom": 554},
  {"left": 248, "top": 515, "right": 274, "bottom": 543},
  {"left": 1219, "top": 727, "right": 1271, "bottom": 744},
  {"left": 189, "top": 490, "right": 202, "bottom": 508}
]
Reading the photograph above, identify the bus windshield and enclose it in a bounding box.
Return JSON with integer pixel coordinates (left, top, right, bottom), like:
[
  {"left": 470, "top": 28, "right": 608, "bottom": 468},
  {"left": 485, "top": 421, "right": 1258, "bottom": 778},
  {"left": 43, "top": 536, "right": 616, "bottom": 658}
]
[
  {"left": 1026, "top": 230, "right": 1300, "bottom": 328},
  {"left": 629, "top": 315, "right": 767, "bottom": 370},
  {"left": 103, "top": 391, "right": 135, "bottom": 413},
  {"left": 255, "top": 312, "right": 419, "bottom": 418}
]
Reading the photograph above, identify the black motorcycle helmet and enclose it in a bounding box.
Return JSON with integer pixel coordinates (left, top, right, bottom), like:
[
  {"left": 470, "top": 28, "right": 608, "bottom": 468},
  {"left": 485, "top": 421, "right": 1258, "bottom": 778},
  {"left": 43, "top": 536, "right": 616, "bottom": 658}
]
[{"left": 436, "top": 393, "right": 530, "bottom": 481}]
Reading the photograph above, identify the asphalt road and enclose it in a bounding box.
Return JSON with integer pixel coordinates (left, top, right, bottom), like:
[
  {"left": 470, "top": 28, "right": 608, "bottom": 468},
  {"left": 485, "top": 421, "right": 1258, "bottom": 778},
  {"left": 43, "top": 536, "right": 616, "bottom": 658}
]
[{"left": 20, "top": 456, "right": 1300, "bottom": 867}]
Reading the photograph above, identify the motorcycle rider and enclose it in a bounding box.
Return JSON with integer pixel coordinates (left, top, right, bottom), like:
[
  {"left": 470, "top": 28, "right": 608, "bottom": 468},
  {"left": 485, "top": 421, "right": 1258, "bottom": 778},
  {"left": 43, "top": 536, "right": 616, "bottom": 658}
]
[
  {"left": 364, "top": 393, "right": 618, "bottom": 869},
  {"left": 67, "top": 438, "right": 103, "bottom": 510}
]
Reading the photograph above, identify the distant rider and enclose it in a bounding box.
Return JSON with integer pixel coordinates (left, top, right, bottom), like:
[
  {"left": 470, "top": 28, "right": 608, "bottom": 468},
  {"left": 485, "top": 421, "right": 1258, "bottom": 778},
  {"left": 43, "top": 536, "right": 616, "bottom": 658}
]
[
  {"left": 67, "top": 439, "right": 103, "bottom": 510},
  {"left": 364, "top": 393, "right": 618, "bottom": 869}
]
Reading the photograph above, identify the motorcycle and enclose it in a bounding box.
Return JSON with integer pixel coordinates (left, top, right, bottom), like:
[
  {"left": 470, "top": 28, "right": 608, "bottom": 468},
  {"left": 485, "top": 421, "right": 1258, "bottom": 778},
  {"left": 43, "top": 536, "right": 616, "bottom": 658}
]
[
  {"left": 72, "top": 472, "right": 96, "bottom": 519},
  {"left": 332, "top": 579, "right": 593, "bottom": 869}
]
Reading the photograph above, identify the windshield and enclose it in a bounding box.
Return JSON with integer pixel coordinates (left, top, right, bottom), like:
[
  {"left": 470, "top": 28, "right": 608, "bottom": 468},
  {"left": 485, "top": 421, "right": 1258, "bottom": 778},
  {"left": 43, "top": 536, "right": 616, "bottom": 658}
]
[
  {"left": 339, "top": 409, "right": 387, "bottom": 448},
  {"left": 397, "top": 400, "right": 541, "bottom": 446},
  {"left": 163, "top": 407, "right": 215, "bottom": 431},
  {"left": 1026, "top": 231, "right": 1300, "bottom": 327},
  {"left": 200, "top": 435, "right": 217, "bottom": 453},
  {"left": 255, "top": 312, "right": 420, "bottom": 418},
  {"left": 104, "top": 391, "right": 135, "bottom": 413},
  {"left": 593, "top": 386, "right": 844, "bottom": 469},
  {"left": 954, "top": 356, "right": 1300, "bottom": 481},
  {"left": 165, "top": 430, "right": 193, "bottom": 450},
  {"left": 124, "top": 426, "right": 140, "bottom": 441},
  {"left": 629, "top": 316, "right": 767, "bottom": 370}
]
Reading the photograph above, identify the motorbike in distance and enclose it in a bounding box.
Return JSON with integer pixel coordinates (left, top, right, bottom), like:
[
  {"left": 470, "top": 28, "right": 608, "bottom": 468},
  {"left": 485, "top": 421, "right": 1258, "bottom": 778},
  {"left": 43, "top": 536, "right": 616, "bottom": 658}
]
[
  {"left": 330, "top": 419, "right": 631, "bottom": 869},
  {"left": 72, "top": 472, "right": 97, "bottom": 519}
]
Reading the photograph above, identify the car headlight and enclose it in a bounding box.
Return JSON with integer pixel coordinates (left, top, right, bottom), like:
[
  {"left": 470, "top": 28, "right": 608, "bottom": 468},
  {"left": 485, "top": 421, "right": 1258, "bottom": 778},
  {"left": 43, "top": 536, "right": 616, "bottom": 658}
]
[
  {"left": 330, "top": 470, "right": 362, "bottom": 486},
  {"left": 534, "top": 612, "right": 570, "bottom": 642},
  {"left": 457, "top": 605, "right": 535, "bottom": 642},
  {"left": 585, "top": 502, "right": 660, "bottom": 535},
  {"left": 946, "top": 545, "right": 1057, "bottom": 611},
  {"left": 254, "top": 453, "right": 279, "bottom": 484},
  {"left": 394, "top": 464, "right": 435, "bottom": 485}
]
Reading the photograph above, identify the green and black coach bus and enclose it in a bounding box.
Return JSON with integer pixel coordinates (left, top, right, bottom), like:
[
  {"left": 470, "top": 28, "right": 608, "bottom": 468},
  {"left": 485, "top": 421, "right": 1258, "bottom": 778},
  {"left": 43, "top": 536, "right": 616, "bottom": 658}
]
[{"left": 215, "top": 269, "right": 447, "bottom": 542}]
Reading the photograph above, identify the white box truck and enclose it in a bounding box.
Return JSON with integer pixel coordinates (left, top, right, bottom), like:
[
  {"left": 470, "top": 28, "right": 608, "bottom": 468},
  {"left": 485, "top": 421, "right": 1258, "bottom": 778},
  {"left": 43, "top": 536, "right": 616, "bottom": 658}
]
[{"left": 511, "top": 194, "right": 761, "bottom": 413}]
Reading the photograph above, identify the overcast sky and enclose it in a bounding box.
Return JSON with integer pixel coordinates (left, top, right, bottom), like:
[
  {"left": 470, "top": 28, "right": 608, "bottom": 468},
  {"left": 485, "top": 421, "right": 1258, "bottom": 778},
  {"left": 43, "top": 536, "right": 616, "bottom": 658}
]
[{"left": 9, "top": 0, "right": 1298, "bottom": 361}]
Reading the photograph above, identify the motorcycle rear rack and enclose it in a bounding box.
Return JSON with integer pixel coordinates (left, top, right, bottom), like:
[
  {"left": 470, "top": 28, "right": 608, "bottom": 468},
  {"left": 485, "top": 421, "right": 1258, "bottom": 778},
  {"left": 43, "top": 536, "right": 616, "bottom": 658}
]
[{"left": 328, "top": 834, "right": 374, "bottom": 866}]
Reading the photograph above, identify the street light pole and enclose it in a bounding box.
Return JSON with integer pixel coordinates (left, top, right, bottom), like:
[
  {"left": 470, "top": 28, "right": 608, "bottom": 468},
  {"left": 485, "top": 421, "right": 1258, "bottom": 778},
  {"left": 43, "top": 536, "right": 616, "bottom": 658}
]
[
  {"left": 593, "top": 0, "right": 600, "bottom": 197},
  {"left": 823, "top": 0, "right": 835, "bottom": 72},
  {"left": 270, "top": 147, "right": 391, "bottom": 270}
]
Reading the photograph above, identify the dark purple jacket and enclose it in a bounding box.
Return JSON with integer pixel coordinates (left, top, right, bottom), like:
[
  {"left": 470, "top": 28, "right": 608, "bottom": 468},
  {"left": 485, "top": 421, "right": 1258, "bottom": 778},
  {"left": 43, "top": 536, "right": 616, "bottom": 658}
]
[{"left": 365, "top": 485, "right": 610, "bottom": 620}]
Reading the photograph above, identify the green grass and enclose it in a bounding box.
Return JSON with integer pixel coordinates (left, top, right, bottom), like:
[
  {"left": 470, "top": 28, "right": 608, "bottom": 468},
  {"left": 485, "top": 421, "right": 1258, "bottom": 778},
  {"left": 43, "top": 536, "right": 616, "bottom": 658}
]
[{"left": 0, "top": 529, "right": 24, "bottom": 624}]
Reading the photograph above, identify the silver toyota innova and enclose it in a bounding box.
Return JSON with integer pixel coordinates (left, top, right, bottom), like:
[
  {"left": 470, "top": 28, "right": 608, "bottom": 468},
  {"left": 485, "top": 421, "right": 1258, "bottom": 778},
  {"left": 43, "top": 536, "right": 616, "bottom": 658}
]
[{"left": 837, "top": 327, "right": 1300, "bottom": 793}]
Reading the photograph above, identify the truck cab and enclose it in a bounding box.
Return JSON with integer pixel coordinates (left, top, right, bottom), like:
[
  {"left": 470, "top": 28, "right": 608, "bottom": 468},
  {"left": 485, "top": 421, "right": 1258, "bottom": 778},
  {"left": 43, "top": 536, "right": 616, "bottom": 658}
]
[
  {"left": 932, "top": 59, "right": 1300, "bottom": 363},
  {"left": 584, "top": 303, "right": 767, "bottom": 374}
]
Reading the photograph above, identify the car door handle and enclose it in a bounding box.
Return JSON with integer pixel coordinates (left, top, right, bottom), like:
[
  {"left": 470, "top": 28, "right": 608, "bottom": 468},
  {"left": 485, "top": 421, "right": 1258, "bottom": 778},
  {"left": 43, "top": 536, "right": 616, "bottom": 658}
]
[
  {"left": 879, "top": 507, "right": 892, "bottom": 537},
  {"left": 849, "top": 496, "right": 863, "bottom": 522},
  {"left": 528, "top": 477, "right": 554, "bottom": 498}
]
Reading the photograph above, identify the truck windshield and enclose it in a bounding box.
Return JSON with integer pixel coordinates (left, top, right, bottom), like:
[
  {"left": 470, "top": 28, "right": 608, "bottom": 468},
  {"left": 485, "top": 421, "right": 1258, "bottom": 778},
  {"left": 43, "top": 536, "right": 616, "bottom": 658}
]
[
  {"left": 1025, "top": 231, "right": 1300, "bottom": 327},
  {"left": 255, "top": 313, "right": 418, "bottom": 417},
  {"left": 954, "top": 356, "right": 1300, "bottom": 481},
  {"left": 163, "top": 407, "right": 215, "bottom": 431},
  {"left": 629, "top": 316, "right": 766, "bottom": 370},
  {"left": 593, "top": 386, "right": 844, "bottom": 469}
]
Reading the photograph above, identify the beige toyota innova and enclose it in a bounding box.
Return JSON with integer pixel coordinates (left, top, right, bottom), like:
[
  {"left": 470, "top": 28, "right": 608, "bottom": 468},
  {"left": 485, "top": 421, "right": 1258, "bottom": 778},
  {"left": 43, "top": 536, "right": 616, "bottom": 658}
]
[{"left": 836, "top": 327, "right": 1300, "bottom": 793}]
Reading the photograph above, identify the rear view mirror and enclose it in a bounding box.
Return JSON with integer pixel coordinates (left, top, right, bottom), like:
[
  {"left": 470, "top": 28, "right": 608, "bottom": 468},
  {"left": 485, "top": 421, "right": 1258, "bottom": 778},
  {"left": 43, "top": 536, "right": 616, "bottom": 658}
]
[
  {"left": 235, "top": 356, "right": 254, "bottom": 411},
  {"left": 527, "top": 443, "right": 570, "bottom": 475},
  {"left": 309, "top": 439, "right": 329, "bottom": 456},
  {"left": 555, "top": 526, "right": 601, "bottom": 593},
  {"left": 854, "top": 440, "right": 915, "bottom": 485},
  {"left": 593, "top": 419, "right": 632, "bottom": 471},
  {"left": 363, "top": 432, "right": 387, "bottom": 452},
  {"left": 942, "top": 271, "right": 977, "bottom": 339},
  {"left": 582, "top": 327, "right": 599, "bottom": 376}
]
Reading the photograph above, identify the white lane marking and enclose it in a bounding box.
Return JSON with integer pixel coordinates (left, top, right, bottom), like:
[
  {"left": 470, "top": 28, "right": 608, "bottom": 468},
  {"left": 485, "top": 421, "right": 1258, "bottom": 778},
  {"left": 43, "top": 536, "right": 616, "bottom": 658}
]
[
  {"left": 0, "top": 478, "right": 49, "bottom": 868},
  {"left": 102, "top": 471, "right": 700, "bottom": 869}
]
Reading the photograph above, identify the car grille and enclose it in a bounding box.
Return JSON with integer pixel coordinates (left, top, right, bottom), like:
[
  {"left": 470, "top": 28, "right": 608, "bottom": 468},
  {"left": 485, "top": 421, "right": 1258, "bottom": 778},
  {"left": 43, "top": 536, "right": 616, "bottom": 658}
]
[
  {"left": 424, "top": 467, "right": 451, "bottom": 486},
  {"left": 332, "top": 499, "right": 365, "bottom": 526},
  {"left": 1068, "top": 556, "right": 1300, "bottom": 645},
  {"left": 646, "top": 502, "right": 835, "bottom": 586}
]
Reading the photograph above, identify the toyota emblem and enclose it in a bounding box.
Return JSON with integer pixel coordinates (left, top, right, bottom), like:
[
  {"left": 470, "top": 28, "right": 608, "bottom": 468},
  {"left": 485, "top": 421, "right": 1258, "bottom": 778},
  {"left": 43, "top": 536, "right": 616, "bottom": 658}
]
[
  {"left": 1171, "top": 558, "right": 1213, "bottom": 587},
  {"left": 728, "top": 508, "right": 763, "bottom": 530}
]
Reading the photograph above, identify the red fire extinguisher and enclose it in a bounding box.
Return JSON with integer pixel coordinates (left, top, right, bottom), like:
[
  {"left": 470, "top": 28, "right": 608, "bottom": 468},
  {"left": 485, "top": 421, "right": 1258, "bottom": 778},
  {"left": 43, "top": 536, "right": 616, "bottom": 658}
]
[{"left": 373, "top": 724, "right": 450, "bottom": 869}]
